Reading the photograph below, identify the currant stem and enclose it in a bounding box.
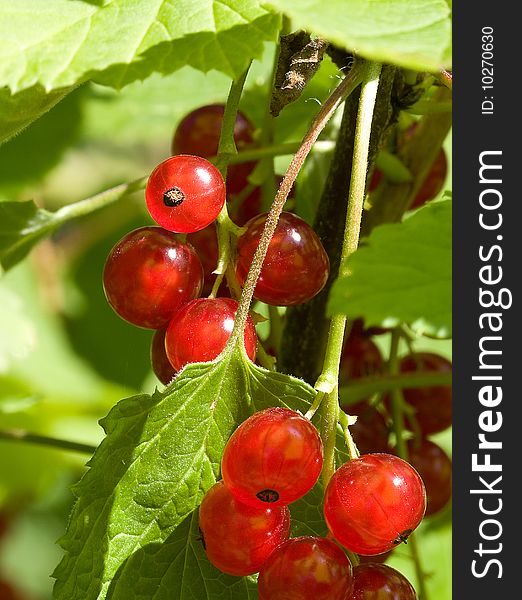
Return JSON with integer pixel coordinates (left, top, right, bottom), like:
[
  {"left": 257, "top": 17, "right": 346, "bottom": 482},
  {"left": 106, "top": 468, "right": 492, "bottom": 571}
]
[
  {"left": 0, "top": 429, "right": 96, "bottom": 455},
  {"left": 338, "top": 369, "right": 452, "bottom": 404},
  {"left": 225, "top": 60, "right": 366, "bottom": 357},
  {"left": 212, "top": 64, "right": 252, "bottom": 297},
  {"left": 314, "top": 60, "right": 382, "bottom": 485},
  {"left": 387, "top": 329, "right": 430, "bottom": 600}
]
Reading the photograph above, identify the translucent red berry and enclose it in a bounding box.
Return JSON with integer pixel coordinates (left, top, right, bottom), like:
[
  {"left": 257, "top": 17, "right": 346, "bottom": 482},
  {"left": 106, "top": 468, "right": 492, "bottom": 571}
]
[
  {"left": 405, "top": 438, "right": 452, "bottom": 516},
  {"left": 0, "top": 580, "right": 23, "bottom": 600},
  {"left": 410, "top": 148, "right": 447, "bottom": 209},
  {"left": 342, "top": 402, "right": 390, "bottom": 455},
  {"left": 222, "top": 407, "right": 323, "bottom": 508},
  {"left": 150, "top": 329, "right": 176, "bottom": 385},
  {"left": 145, "top": 155, "right": 225, "bottom": 233},
  {"left": 165, "top": 298, "right": 257, "bottom": 371},
  {"left": 393, "top": 352, "right": 452, "bottom": 435},
  {"left": 198, "top": 481, "right": 290, "bottom": 577},
  {"left": 339, "top": 330, "right": 383, "bottom": 383},
  {"left": 350, "top": 563, "right": 417, "bottom": 599},
  {"left": 103, "top": 227, "right": 203, "bottom": 329},
  {"left": 257, "top": 536, "right": 354, "bottom": 600},
  {"left": 232, "top": 175, "right": 296, "bottom": 226},
  {"left": 236, "top": 212, "right": 330, "bottom": 306},
  {"left": 324, "top": 453, "right": 426, "bottom": 555},
  {"left": 171, "top": 103, "right": 256, "bottom": 195}
]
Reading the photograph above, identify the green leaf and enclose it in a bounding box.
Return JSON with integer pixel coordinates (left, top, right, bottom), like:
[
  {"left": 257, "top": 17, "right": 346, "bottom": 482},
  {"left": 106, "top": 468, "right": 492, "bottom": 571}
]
[
  {"left": 0, "top": 84, "right": 74, "bottom": 145},
  {"left": 0, "top": 1, "right": 280, "bottom": 94},
  {"left": 53, "top": 351, "right": 318, "bottom": 600},
  {"left": 266, "top": 0, "right": 452, "bottom": 72},
  {"left": 0, "top": 200, "right": 56, "bottom": 274},
  {"left": 328, "top": 199, "right": 451, "bottom": 338}
]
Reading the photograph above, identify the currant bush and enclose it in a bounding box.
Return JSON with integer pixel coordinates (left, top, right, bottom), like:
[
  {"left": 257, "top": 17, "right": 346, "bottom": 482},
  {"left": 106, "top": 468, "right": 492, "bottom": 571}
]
[
  {"left": 221, "top": 407, "right": 323, "bottom": 507},
  {"left": 342, "top": 401, "right": 390, "bottom": 455}
]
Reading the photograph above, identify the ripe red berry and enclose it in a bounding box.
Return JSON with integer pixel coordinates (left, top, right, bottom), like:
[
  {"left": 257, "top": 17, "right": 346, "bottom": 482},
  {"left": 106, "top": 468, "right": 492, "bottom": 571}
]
[
  {"left": 324, "top": 453, "right": 426, "bottom": 555},
  {"left": 350, "top": 563, "right": 417, "bottom": 599},
  {"left": 340, "top": 330, "right": 383, "bottom": 382},
  {"left": 103, "top": 227, "right": 203, "bottom": 329},
  {"left": 171, "top": 103, "right": 256, "bottom": 195},
  {"left": 257, "top": 536, "right": 354, "bottom": 600},
  {"left": 393, "top": 352, "right": 452, "bottom": 435},
  {"left": 165, "top": 298, "right": 257, "bottom": 371},
  {"left": 342, "top": 402, "right": 389, "bottom": 455},
  {"left": 410, "top": 148, "right": 447, "bottom": 209},
  {"left": 198, "top": 481, "right": 290, "bottom": 577},
  {"left": 357, "top": 549, "right": 394, "bottom": 565},
  {"left": 221, "top": 407, "right": 323, "bottom": 508},
  {"left": 404, "top": 438, "right": 452, "bottom": 516},
  {"left": 235, "top": 212, "right": 330, "bottom": 306},
  {"left": 150, "top": 329, "right": 176, "bottom": 385},
  {"left": 145, "top": 155, "right": 226, "bottom": 233}
]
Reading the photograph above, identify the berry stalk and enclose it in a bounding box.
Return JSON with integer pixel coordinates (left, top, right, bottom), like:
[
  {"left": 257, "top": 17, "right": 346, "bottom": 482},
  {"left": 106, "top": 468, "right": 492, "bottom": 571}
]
[{"left": 224, "top": 60, "right": 366, "bottom": 356}]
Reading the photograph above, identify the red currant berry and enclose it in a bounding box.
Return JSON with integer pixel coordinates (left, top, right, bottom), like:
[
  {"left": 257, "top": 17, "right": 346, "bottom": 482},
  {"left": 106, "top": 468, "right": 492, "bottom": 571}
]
[
  {"left": 236, "top": 212, "right": 330, "bottom": 306},
  {"left": 392, "top": 352, "right": 452, "bottom": 435},
  {"left": 410, "top": 148, "right": 447, "bottom": 209},
  {"left": 145, "top": 155, "right": 225, "bottom": 233},
  {"left": 171, "top": 103, "right": 256, "bottom": 195},
  {"left": 0, "top": 580, "right": 23, "bottom": 600},
  {"left": 103, "top": 227, "right": 203, "bottom": 329},
  {"left": 150, "top": 329, "right": 176, "bottom": 385},
  {"left": 257, "top": 536, "right": 354, "bottom": 600},
  {"left": 342, "top": 402, "right": 389, "bottom": 455},
  {"left": 324, "top": 453, "right": 426, "bottom": 555},
  {"left": 165, "top": 298, "right": 257, "bottom": 371},
  {"left": 186, "top": 224, "right": 229, "bottom": 297},
  {"left": 221, "top": 407, "right": 323, "bottom": 508},
  {"left": 404, "top": 438, "right": 452, "bottom": 516},
  {"left": 357, "top": 549, "right": 394, "bottom": 565},
  {"left": 198, "top": 481, "right": 290, "bottom": 577},
  {"left": 340, "top": 330, "right": 383, "bottom": 383},
  {"left": 350, "top": 563, "right": 417, "bottom": 599}
]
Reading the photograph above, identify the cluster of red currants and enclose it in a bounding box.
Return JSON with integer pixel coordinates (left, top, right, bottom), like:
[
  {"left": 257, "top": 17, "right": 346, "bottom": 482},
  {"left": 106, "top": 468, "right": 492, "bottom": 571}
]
[
  {"left": 102, "top": 104, "right": 330, "bottom": 384},
  {"left": 199, "top": 406, "right": 427, "bottom": 599},
  {"left": 340, "top": 322, "right": 452, "bottom": 519}
]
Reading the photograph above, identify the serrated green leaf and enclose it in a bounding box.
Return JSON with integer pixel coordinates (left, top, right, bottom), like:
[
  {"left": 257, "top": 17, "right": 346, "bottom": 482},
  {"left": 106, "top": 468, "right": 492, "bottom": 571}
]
[
  {"left": 0, "top": 84, "right": 75, "bottom": 145},
  {"left": 0, "top": 200, "right": 56, "bottom": 273},
  {"left": 53, "top": 351, "right": 319, "bottom": 600},
  {"left": 266, "top": 0, "right": 451, "bottom": 71},
  {"left": 328, "top": 199, "right": 451, "bottom": 338},
  {"left": 0, "top": 1, "right": 280, "bottom": 94}
]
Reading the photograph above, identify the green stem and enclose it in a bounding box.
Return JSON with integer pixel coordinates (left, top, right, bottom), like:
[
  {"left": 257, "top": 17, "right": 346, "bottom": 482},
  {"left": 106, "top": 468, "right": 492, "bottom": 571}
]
[
  {"left": 212, "top": 65, "right": 252, "bottom": 297},
  {"left": 406, "top": 99, "right": 452, "bottom": 115},
  {"left": 223, "top": 61, "right": 365, "bottom": 358},
  {"left": 0, "top": 429, "right": 96, "bottom": 455},
  {"left": 314, "top": 61, "right": 382, "bottom": 485},
  {"left": 338, "top": 370, "right": 452, "bottom": 404},
  {"left": 53, "top": 177, "right": 146, "bottom": 225}
]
